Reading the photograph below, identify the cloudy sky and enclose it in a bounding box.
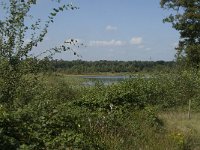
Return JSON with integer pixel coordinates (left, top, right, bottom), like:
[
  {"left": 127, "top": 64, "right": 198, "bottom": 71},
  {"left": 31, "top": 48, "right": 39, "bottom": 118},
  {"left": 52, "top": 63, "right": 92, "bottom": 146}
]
[{"left": 31, "top": 0, "right": 179, "bottom": 61}]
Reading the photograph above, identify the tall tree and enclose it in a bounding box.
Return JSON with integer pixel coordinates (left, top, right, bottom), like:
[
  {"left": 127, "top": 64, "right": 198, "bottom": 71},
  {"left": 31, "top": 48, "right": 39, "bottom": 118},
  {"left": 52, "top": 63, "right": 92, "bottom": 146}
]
[{"left": 160, "top": 0, "right": 200, "bottom": 67}]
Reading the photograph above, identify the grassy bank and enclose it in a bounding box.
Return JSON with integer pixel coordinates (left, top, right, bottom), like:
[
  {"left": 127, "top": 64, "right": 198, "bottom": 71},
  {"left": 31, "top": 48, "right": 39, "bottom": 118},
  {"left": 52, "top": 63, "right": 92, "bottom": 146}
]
[{"left": 160, "top": 111, "right": 200, "bottom": 150}]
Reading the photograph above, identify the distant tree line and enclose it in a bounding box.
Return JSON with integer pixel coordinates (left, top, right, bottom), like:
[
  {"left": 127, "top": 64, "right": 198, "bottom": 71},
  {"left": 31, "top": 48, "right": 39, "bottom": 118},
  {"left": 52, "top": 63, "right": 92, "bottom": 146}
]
[{"left": 39, "top": 59, "right": 176, "bottom": 74}]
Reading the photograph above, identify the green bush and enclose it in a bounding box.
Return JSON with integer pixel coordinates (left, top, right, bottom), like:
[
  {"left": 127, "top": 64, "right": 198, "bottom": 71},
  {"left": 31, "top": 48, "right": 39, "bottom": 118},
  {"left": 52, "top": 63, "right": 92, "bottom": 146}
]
[
  {"left": 79, "top": 73, "right": 199, "bottom": 111},
  {"left": 1, "top": 69, "right": 200, "bottom": 149},
  {"left": 0, "top": 75, "right": 104, "bottom": 149}
]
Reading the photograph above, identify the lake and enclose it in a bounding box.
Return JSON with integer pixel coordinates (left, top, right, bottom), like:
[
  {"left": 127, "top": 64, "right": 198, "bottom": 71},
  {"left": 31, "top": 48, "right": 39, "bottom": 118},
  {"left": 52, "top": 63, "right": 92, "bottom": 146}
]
[{"left": 81, "top": 75, "right": 130, "bottom": 86}]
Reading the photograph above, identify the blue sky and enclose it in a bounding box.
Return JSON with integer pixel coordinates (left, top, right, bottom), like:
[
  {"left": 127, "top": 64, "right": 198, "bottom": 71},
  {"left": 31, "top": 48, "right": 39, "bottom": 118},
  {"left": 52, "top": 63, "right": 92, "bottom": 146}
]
[{"left": 31, "top": 0, "right": 179, "bottom": 61}]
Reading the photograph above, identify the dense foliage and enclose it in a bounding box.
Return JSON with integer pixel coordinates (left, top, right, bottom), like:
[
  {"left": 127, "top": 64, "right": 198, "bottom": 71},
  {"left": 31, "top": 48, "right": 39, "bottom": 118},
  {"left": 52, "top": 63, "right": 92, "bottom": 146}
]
[{"left": 1, "top": 70, "right": 200, "bottom": 149}]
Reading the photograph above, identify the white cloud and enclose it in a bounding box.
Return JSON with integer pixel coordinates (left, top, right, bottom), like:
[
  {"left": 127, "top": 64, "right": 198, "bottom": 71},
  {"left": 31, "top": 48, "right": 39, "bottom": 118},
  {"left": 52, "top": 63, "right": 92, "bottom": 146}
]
[
  {"left": 106, "top": 25, "right": 118, "bottom": 31},
  {"left": 89, "top": 40, "right": 126, "bottom": 47},
  {"left": 88, "top": 37, "right": 145, "bottom": 47},
  {"left": 138, "top": 45, "right": 145, "bottom": 49},
  {"left": 130, "top": 37, "right": 143, "bottom": 45}
]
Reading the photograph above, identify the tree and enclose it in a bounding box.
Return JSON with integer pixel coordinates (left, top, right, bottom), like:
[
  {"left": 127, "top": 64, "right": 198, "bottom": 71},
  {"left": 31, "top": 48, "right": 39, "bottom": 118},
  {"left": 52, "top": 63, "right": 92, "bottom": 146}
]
[
  {"left": 0, "top": 0, "right": 79, "bottom": 105},
  {"left": 160, "top": 0, "right": 200, "bottom": 67}
]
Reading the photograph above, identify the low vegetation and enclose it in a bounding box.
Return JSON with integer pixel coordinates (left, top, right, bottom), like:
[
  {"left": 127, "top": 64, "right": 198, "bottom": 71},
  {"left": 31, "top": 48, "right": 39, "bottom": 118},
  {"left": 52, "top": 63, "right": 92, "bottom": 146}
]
[{"left": 1, "top": 68, "right": 200, "bottom": 149}]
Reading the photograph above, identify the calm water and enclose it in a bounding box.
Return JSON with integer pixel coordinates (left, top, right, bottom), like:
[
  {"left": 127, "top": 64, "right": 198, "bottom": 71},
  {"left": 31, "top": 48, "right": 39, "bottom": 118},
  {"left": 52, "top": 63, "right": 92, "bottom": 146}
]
[{"left": 81, "top": 75, "right": 129, "bottom": 86}]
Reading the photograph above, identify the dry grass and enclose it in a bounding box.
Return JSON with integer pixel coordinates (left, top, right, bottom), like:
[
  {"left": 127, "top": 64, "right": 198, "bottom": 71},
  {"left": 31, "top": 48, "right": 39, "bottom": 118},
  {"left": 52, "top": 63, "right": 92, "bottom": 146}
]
[
  {"left": 159, "top": 111, "right": 200, "bottom": 150},
  {"left": 160, "top": 111, "right": 200, "bottom": 133}
]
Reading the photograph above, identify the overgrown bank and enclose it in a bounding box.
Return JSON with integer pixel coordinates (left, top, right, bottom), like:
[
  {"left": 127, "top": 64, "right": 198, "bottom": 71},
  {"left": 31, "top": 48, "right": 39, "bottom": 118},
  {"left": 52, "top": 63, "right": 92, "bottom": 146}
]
[{"left": 1, "top": 69, "right": 200, "bottom": 149}]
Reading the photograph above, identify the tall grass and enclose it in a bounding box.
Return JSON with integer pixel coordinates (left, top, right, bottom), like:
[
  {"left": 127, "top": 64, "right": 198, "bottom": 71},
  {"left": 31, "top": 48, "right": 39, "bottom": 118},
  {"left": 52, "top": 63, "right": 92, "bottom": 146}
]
[{"left": 160, "top": 111, "right": 200, "bottom": 150}]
